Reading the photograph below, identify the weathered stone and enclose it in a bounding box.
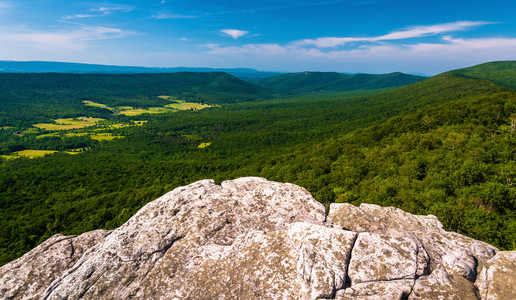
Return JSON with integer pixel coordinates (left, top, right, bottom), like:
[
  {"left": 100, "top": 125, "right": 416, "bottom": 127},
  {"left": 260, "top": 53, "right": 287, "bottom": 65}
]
[
  {"left": 336, "top": 279, "right": 414, "bottom": 300},
  {"left": 0, "top": 177, "right": 514, "bottom": 300},
  {"left": 0, "top": 230, "right": 110, "bottom": 300},
  {"left": 42, "top": 177, "right": 328, "bottom": 299},
  {"left": 348, "top": 232, "right": 419, "bottom": 283},
  {"left": 476, "top": 251, "right": 516, "bottom": 300},
  {"left": 410, "top": 267, "right": 480, "bottom": 300},
  {"left": 329, "top": 202, "right": 499, "bottom": 299}
]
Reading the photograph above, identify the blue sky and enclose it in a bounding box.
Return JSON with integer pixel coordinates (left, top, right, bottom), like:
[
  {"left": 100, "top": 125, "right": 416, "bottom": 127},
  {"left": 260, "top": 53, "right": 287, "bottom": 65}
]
[{"left": 1, "top": 0, "right": 516, "bottom": 74}]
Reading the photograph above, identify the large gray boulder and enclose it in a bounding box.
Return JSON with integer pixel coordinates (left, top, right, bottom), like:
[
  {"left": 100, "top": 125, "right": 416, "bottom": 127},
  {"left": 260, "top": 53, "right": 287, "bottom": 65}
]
[{"left": 1, "top": 177, "right": 514, "bottom": 299}]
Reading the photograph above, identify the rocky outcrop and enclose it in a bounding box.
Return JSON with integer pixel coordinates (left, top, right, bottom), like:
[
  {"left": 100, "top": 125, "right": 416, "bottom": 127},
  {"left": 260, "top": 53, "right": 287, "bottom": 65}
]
[{"left": 1, "top": 177, "right": 515, "bottom": 299}]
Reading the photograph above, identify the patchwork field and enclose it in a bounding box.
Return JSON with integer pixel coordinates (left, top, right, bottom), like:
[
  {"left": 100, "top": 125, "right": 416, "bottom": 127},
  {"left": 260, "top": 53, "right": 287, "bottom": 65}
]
[
  {"left": 34, "top": 117, "right": 104, "bottom": 131},
  {"left": 165, "top": 100, "right": 214, "bottom": 110},
  {"left": 118, "top": 107, "right": 174, "bottom": 116},
  {"left": 14, "top": 150, "right": 58, "bottom": 158},
  {"left": 90, "top": 133, "right": 122, "bottom": 141},
  {"left": 83, "top": 97, "right": 214, "bottom": 116}
]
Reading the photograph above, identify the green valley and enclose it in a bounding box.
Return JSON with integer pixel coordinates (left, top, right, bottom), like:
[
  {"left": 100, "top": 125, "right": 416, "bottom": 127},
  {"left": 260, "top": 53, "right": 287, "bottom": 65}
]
[{"left": 0, "top": 62, "right": 515, "bottom": 267}]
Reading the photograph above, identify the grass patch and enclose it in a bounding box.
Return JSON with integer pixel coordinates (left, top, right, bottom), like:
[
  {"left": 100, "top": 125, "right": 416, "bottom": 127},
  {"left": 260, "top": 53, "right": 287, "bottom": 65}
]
[
  {"left": 83, "top": 100, "right": 107, "bottom": 108},
  {"left": 36, "top": 132, "right": 60, "bottom": 139},
  {"left": 116, "top": 106, "right": 134, "bottom": 110},
  {"left": 198, "top": 142, "right": 211, "bottom": 149},
  {"left": 118, "top": 108, "right": 173, "bottom": 116},
  {"left": 165, "top": 101, "right": 214, "bottom": 110},
  {"left": 34, "top": 117, "right": 104, "bottom": 131},
  {"left": 90, "top": 133, "right": 122, "bottom": 141},
  {"left": 14, "top": 150, "right": 58, "bottom": 158}
]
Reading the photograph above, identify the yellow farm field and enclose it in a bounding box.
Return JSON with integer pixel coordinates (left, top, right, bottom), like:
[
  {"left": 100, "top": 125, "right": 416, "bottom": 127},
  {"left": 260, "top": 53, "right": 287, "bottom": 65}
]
[
  {"left": 118, "top": 107, "right": 173, "bottom": 116},
  {"left": 165, "top": 101, "right": 214, "bottom": 110},
  {"left": 116, "top": 106, "right": 134, "bottom": 110},
  {"left": 14, "top": 150, "right": 58, "bottom": 158},
  {"left": 90, "top": 133, "right": 122, "bottom": 141},
  {"left": 34, "top": 117, "right": 104, "bottom": 131},
  {"left": 197, "top": 142, "right": 211, "bottom": 149}
]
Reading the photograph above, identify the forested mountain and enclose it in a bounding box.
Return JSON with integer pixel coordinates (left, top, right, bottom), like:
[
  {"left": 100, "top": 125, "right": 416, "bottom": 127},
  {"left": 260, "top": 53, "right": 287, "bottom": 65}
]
[
  {"left": 453, "top": 60, "right": 516, "bottom": 90},
  {"left": 0, "top": 72, "right": 272, "bottom": 127},
  {"left": 258, "top": 71, "right": 426, "bottom": 95},
  {"left": 0, "top": 60, "right": 280, "bottom": 81},
  {"left": 0, "top": 62, "right": 515, "bottom": 266}
]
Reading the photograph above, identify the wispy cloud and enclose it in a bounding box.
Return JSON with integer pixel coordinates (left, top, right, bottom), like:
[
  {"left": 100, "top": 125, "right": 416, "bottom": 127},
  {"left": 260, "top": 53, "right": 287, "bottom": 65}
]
[
  {"left": 62, "top": 4, "right": 135, "bottom": 20},
  {"left": 152, "top": 12, "right": 196, "bottom": 19},
  {"left": 296, "top": 21, "right": 493, "bottom": 48},
  {"left": 91, "top": 5, "right": 134, "bottom": 13},
  {"left": 220, "top": 29, "right": 249, "bottom": 39},
  {"left": 62, "top": 14, "right": 99, "bottom": 20},
  {"left": 204, "top": 21, "right": 512, "bottom": 74},
  {"left": 0, "top": 25, "right": 132, "bottom": 53}
]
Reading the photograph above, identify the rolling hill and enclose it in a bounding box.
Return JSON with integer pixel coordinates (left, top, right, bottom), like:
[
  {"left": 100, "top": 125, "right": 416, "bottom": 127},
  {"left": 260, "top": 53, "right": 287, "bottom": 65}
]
[
  {"left": 258, "top": 71, "right": 426, "bottom": 95},
  {"left": 0, "top": 60, "right": 281, "bottom": 82},
  {"left": 452, "top": 60, "right": 516, "bottom": 90},
  {"left": 0, "top": 72, "right": 273, "bottom": 127}
]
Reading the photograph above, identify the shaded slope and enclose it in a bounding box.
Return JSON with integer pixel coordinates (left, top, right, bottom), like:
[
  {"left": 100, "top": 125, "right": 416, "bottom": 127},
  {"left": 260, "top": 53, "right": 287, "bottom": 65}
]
[
  {"left": 453, "top": 61, "right": 516, "bottom": 90},
  {"left": 258, "top": 71, "right": 426, "bottom": 95},
  {"left": 0, "top": 72, "right": 271, "bottom": 104}
]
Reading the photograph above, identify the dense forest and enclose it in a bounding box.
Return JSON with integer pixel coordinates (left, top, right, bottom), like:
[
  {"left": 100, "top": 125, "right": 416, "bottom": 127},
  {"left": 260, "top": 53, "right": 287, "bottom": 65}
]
[
  {"left": 0, "top": 72, "right": 271, "bottom": 128},
  {"left": 0, "top": 62, "right": 515, "bottom": 265},
  {"left": 258, "top": 71, "right": 425, "bottom": 96}
]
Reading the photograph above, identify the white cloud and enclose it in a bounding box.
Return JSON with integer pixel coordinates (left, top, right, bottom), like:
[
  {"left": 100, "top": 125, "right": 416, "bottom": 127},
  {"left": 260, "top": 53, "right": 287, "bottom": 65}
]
[
  {"left": 62, "top": 14, "right": 98, "bottom": 20},
  {"left": 202, "top": 33, "right": 516, "bottom": 74},
  {"left": 297, "top": 21, "right": 493, "bottom": 48},
  {"left": 377, "top": 21, "right": 493, "bottom": 41},
  {"left": 0, "top": 25, "right": 132, "bottom": 53},
  {"left": 61, "top": 4, "right": 135, "bottom": 20},
  {"left": 220, "top": 29, "right": 249, "bottom": 39},
  {"left": 91, "top": 5, "right": 134, "bottom": 13}
]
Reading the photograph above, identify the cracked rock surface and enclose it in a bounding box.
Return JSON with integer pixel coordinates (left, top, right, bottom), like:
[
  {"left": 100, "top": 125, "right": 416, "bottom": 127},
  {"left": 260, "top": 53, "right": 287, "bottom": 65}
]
[{"left": 1, "top": 177, "right": 515, "bottom": 299}]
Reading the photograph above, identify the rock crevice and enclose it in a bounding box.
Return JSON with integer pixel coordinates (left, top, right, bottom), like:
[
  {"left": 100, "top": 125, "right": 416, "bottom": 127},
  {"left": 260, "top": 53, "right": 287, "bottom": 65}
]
[{"left": 1, "top": 177, "right": 514, "bottom": 300}]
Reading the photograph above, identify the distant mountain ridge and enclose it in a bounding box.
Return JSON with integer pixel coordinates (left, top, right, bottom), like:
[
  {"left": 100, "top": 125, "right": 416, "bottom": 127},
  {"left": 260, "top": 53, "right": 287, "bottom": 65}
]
[
  {"left": 258, "top": 71, "right": 427, "bottom": 96},
  {"left": 0, "top": 60, "right": 281, "bottom": 82}
]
